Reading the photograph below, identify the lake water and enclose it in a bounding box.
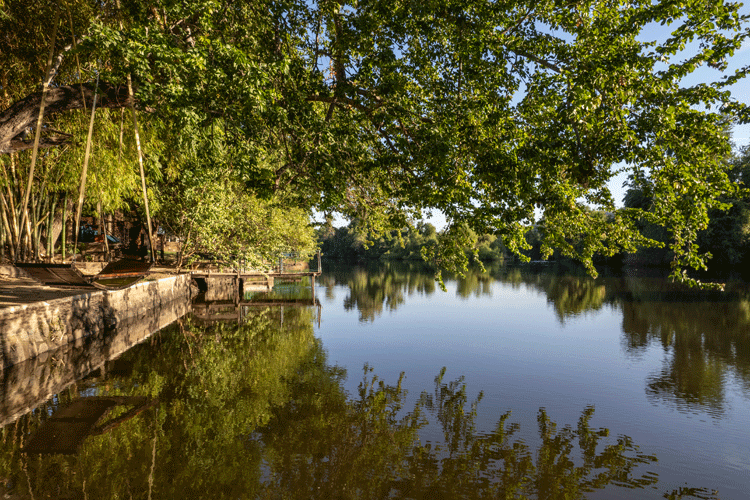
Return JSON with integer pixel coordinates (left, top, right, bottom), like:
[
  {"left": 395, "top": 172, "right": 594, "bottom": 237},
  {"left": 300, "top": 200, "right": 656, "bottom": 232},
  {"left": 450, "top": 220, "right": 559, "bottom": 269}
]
[{"left": 0, "top": 262, "right": 748, "bottom": 499}]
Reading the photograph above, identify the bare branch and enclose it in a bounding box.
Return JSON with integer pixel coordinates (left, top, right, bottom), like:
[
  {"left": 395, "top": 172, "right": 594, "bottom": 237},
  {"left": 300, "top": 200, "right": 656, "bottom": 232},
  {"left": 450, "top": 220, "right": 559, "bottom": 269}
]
[{"left": 507, "top": 48, "right": 563, "bottom": 73}]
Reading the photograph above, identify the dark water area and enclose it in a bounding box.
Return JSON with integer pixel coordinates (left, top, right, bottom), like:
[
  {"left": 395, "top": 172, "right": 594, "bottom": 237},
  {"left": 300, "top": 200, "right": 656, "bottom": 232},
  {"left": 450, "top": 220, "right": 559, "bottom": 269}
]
[{"left": 0, "top": 262, "right": 748, "bottom": 499}]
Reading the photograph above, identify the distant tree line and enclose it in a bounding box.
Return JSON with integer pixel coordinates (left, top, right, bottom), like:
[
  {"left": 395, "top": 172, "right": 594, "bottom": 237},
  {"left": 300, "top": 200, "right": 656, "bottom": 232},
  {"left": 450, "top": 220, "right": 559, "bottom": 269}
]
[
  {"left": 623, "top": 146, "right": 750, "bottom": 272},
  {"left": 319, "top": 219, "right": 511, "bottom": 265},
  {"left": 319, "top": 147, "right": 750, "bottom": 275},
  {"left": 317, "top": 217, "right": 618, "bottom": 267}
]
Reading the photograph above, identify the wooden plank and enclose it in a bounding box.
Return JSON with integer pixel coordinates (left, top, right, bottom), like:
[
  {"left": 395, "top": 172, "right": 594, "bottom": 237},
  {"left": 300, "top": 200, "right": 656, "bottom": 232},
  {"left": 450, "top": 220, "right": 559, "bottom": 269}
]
[
  {"left": 95, "top": 258, "right": 152, "bottom": 279},
  {"left": 191, "top": 271, "right": 319, "bottom": 279},
  {"left": 14, "top": 263, "right": 96, "bottom": 289}
]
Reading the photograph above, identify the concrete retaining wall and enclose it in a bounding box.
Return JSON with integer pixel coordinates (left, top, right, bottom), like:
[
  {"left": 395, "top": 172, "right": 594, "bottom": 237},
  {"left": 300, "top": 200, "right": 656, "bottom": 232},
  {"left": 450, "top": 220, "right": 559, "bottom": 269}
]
[
  {"left": 0, "top": 294, "right": 190, "bottom": 426},
  {"left": 0, "top": 274, "right": 192, "bottom": 371}
]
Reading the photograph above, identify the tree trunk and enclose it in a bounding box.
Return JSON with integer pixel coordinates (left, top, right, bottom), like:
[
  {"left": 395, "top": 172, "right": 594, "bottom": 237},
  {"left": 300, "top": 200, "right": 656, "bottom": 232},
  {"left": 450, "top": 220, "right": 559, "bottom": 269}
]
[
  {"left": 61, "top": 192, "right": 68, "bottom": 260},
  {"left": 0, "top": 83, "right": 132, "bottom": 155},
  {"left": 22, "top": 8, "right": 60, "bottom": 260}
]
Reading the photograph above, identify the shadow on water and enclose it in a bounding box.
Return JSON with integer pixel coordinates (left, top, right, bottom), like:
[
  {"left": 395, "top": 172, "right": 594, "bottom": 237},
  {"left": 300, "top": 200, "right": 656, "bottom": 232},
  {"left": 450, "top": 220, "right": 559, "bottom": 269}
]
[{"left": 0, "top": 296, "right": 190, "bottom": 428}]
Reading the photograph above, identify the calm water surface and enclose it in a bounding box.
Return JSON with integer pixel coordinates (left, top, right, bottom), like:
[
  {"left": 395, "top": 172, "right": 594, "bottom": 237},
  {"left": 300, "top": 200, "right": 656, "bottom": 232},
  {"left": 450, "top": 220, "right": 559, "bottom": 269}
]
[{"left": 0, "top": 262, "right": 748, "bottom": 499}]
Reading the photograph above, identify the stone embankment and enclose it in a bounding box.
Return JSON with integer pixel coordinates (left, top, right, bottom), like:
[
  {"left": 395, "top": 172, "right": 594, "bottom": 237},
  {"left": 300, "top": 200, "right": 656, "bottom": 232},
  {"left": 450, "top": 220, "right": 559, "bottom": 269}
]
[
  {"left": 0, "top": 288, "right": 191, "bottom": 426},
  {"left": 0, "top": 268, "right": 192, "bottom": 371}
]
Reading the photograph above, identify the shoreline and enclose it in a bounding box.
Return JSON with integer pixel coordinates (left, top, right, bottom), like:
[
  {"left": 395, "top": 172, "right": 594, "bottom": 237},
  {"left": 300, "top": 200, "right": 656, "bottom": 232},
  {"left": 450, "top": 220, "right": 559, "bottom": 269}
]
[{"left": 0, "top": 269, "right": 193, "bottom": 370}]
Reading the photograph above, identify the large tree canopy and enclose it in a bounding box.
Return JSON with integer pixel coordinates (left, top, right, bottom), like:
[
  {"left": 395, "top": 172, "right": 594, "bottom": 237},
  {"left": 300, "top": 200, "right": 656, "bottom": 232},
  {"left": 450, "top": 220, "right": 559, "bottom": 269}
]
[{"left": 1, "top": 0, "right": 748, "bottom": 281}]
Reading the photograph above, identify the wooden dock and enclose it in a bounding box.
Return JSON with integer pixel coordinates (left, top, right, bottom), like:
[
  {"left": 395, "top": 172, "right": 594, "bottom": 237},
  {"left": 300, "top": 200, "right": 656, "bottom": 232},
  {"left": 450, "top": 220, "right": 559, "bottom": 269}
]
[
  {"left": 192, "top": 298, "right": 322, "bottom": 325},
  {"left": 190, "top": 270, "right": 321, "bottom": 295},
  {"left": 189, "top": 271, "right": 321, "bottom": 280}
]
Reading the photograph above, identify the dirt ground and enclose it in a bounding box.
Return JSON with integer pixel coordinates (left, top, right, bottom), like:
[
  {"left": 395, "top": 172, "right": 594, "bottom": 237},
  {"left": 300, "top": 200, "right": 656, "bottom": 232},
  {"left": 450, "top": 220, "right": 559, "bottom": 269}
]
[{"left": 0, "top": 274, "right": 87, "bottom": 307}]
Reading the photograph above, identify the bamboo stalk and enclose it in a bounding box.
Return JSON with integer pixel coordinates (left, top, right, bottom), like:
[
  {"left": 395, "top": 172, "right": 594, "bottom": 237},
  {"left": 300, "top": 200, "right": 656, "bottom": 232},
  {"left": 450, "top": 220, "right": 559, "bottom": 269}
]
[
  {"left": 98, "top": 201, "right": 110, "bottom": 260},
  {"left": 0, "top": 160, "right": 19, "bottom": 258},
  {"left": 3, "top": 85, "right": 19, "bottom": 188},
  {"left": 73, "top": 72, "right": 100, "bottom": 260},
  {"left": 0, "top": 193, "right": 16, "bottom": 261},
  {"left": 8, "top": 151, "right": 17, "bottom": 197},
  {"left": 22, "top": 8, "right": 60, "bottom": 260},
  {"left": 47, "top": 195, "right": 56, "bottom": 261},
  {"left": 127, "top": 79, "right": 156, "bottom": 262},
  {"left": 116, "top": 0, "right": 155, "bottom": 262},
  {"left": 67, "top": 10, "right": 86, "bottom": 114},
  {"left": 61, "top": 192, "right": 68, "bottom": 260},
  {"left": 0, "top": 212, "right": 4, "bottom": 263},
  {"left": 118, "top": 108, "right": 125, "bottom": 161},
  {"left": 32, "top": 192, "right": 43, "bottom": 260}
]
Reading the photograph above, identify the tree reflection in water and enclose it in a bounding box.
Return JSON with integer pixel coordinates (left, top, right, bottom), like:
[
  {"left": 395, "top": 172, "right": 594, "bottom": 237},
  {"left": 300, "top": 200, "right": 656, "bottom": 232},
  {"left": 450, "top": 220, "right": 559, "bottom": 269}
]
[
  {"left": 0, "top": 263, "right": 742, "bottom": 498},
  {"left": 261, "top": 337, "right": 719, "bottom": 499},
  {"left": 0, "top": 306, "right": 669, "bottom": 500},
  {"left": 322, "top": 262, "right": 437, "bottom": 322},
  {"left": 324, "top": 262, "right": 750, "bottom": 418},
  {"left": 261, "top": 364, "right": 659, "bottom": 499}
]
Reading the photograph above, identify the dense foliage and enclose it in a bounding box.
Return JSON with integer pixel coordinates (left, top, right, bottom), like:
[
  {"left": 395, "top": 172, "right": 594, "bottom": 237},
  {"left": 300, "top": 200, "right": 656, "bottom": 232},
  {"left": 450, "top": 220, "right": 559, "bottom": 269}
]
[
  {"left": 323, "top": 146, "right": 750, "bottom": 274},
  {"left": 1, "top": 0, "right": 748, "bottom": 281},
  {"left": 623, "top": 146, "right": 750, "bottom": 272}
]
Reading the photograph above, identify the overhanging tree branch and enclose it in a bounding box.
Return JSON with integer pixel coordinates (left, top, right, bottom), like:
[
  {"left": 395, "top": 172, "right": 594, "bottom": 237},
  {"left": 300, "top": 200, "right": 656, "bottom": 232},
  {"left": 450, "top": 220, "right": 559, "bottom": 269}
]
[{"left": 0, "top": 83, "right": 132, "bottom": 154}]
